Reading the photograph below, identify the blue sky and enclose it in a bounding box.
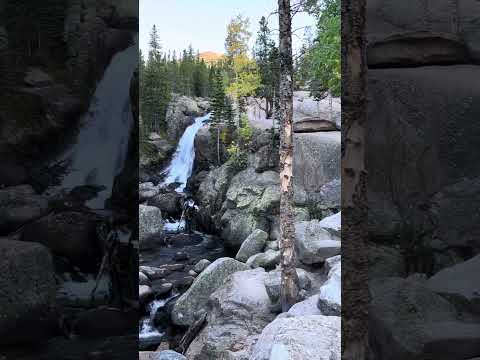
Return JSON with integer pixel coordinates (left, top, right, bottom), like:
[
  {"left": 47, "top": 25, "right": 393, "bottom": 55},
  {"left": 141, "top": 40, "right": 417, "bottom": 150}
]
[{"left": 139, "top": 0, "right": 316, "bottom": 56}]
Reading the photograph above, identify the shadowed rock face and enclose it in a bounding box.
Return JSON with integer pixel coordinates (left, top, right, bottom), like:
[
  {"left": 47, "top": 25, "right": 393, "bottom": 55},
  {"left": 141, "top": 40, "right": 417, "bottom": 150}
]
[{"left": 0, "top": 239, "right": 57, "bottom": 345}]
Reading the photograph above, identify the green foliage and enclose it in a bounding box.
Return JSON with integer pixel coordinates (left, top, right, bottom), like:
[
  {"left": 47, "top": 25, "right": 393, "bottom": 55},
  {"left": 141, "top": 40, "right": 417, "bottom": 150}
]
[
  {"left": 298, "top": 0, "right": 341, "bottom": 99},
  {"left": 225, "top": 15, "right": 251, "bottom": 61},
  {"left": 226, "top": 142, "right": 248, "bottom": 172},
  {"left": 140, "top": 26, "right": 214, "bottom": 134},
  {"left": 254, "top": 16, "right": 280, "bottom": 118},
  {"left": 238, "top": 113, "right": 253, "bottom": 147}
]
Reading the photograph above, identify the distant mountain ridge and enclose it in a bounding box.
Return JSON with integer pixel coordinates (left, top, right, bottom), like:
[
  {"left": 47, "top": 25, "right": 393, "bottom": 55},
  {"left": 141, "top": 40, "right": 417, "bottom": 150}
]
[{"left": 199, "top": 51, "right": 224, "bottom": 64}]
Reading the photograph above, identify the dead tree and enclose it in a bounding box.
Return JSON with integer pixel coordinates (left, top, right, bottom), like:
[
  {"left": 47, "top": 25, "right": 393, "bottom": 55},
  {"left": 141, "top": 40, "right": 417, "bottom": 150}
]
[
  {"left": 278, "top": 0, "right": 300, "bottom": 312},
  {"left": 342, "top": 0, "right": 369, "bottom": 358}
]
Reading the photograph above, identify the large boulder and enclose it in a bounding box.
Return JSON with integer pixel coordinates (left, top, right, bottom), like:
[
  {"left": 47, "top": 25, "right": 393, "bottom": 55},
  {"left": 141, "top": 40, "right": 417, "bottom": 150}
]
[
  {"left": 221, "top": 168, "right": 279, "bottom": 249},
  {"left": 186, "top": 268, "right": 275, "bottom": 360},
  {"left": 195, "top": 162, "right": 235, "bottom": 232},
  {"left": 250, "top": 314, "right": 341, "bottom": 360},
  {"left": 0, "top": 185, "right": 49, "bottom": 234},
  {"left": 293, "top": 132, "right": 340, "bottom": 210},
  {"left": 236, "top": 229, "right": 268, "bottom": 262},
  {"left": 295, "top": 220, "right": 341, "bottom": 265},
  {"left": 293, "top": 117, "right": 337, "bottom": 133},
  {"left": 147, "top": 191, "right": 183, "bottom": 218},
  {"left": 171, "top": 257, "right": 249, "bottom": 326},
  {"left": 367, "top": 66, "right": 480, "bottom": 242},
  {"left": 319, "top": 211, "right": 341, "bottom": 236},
  {"left": 0, "top": 239, "right": 57, "bottom": 345},
  {"left": 139, "top": 205, "right": 164, "bottom": 249},
  {"left": 246, "top": 249, "right": 280, "bottom": 270},
  {"left": 366, "top": 0, "right": 480, "bottom": 63},
  {"left": 21, "top": 211, "right": 100, "bottom": 268},
  {"left": 288, "top": 295, "right": 321, "bottom": 316},
  {"left": 427, "top": 255, "right": 480, "bottom": 314},
  {"left": 370, "top": 275, "right": 480, "bottom": 359}
]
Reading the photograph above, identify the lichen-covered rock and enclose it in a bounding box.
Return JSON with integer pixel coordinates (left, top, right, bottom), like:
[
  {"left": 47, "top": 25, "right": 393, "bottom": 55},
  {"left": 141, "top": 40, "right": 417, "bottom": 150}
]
[
  {"left": 251, "top": 314, "right": 341, "bottom": 360},
  {"left": 0, "top": 239, "right": 57, "bottom": 345},
  {"left": 186, "top": 269, "right": 275, "bottom": 360},
  {"left": 236, "top": 229, "right": 268, "bottom": 262},
  {"left": 246, "top": 250, "right": 281, "bottom": 270},
  {"left": 171, "top": 257, "right": 249, "bottom": 326}
]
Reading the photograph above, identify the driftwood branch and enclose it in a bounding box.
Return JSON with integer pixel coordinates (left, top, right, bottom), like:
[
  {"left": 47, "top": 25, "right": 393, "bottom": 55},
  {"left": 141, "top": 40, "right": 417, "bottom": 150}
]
[{"left": 178, "top": 313, "right": 207, "bottom": 354}]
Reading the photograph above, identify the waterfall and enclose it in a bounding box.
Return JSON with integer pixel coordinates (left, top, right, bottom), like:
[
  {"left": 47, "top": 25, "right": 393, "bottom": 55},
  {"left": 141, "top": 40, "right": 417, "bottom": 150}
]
[
  {"left": 58, "top": 42, "right": 138, "bottom": 209},
  {"left": 161, "top": 113, "right": 210, "bottom": 192}
]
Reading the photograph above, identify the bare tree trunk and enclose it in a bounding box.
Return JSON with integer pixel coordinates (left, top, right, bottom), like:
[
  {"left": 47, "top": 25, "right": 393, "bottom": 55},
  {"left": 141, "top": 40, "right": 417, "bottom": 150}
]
[
  {"left": 342, "top": 0, "right": 369, "bottom": 358},
  {"left": 217, "top": 126, "right": 220, "bottom": 165},
  {"left": 278, "top": 0, "right": 299, "bottom": 312}
]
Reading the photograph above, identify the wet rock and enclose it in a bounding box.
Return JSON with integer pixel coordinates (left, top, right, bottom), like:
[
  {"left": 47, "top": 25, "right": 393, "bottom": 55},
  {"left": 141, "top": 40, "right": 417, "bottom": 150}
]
[
  {"left": 193, "top": 259, "right": 211, "bottom": 273},
  {"left": 0, "top": 239, "right": 57, "bottom": 345},
  {"left": 0, "top": 184, "right": 49, "bottom": 234},
  {"left": 156, "top": 283, "right": 173, "bottom": 297},
  {"left": 317, "top": 258, "right": 341, "bottom": 315},
  {"left": 186, "top": 269, "right": 275, "bottom": 360},
  {"left": 246, "top": 249, "right": 280, "bottom": 270},
  {"left": 295, "top": 220, "right": 341, "bottom": 265},
  {"left": 188, "top": 270, "right": 197, "bottom": 277},
  {"left": 21, "top": 211, "right": 100, "bottom": 269},
  {"left": 173, "top": 251, "right": 189, "bottom": 261},
  {"left": 235, "top": 229, "right": 268, "bottom": 262},
  {"left": 140, "top": 266, "right": 170, "bottom": 280},
  {"left": 74, "top": 307, "right": 137, "bottom": 338},
  {"left": 172, "top": 257, "right": 249, "bottom": 326},
  {"left": 147, "top": 191, "right": 182, "bottom": 218},
  {"left": 251, "top": 314, "right": 341, "bottom": 360},
  {"left": 139, "top": 285, "right": 154, "bottom": 305},
  {"left": 139, "top": 272, "right": 151, "bottom": 286}
]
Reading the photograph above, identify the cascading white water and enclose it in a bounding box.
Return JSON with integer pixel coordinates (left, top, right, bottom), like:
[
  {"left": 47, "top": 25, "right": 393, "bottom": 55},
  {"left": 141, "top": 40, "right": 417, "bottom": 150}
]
[
  {"left": 161, "top": 113, "right": 210, "bottom": 192},
  {"left": 58, "top": 42, "right": 138, "bottom": 209}
]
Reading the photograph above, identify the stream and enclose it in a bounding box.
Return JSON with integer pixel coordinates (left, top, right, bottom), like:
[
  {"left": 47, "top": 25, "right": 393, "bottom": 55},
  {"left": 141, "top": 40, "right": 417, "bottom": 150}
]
[{"left": 139, "top": 112, "right": 227, "bottom": 350}]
